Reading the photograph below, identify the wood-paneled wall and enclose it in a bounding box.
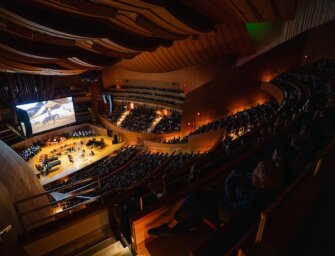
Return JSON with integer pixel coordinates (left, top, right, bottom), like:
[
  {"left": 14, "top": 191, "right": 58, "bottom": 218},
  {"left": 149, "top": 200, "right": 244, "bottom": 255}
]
[{"left": 143, "top": 128, "right": 225, "bottom": 154}]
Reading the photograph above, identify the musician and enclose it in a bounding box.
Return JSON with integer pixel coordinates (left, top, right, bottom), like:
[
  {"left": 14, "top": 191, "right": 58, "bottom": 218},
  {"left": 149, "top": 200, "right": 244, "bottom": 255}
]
[{"left": 68, "top": 154, "right": 74, "bottom": 163}]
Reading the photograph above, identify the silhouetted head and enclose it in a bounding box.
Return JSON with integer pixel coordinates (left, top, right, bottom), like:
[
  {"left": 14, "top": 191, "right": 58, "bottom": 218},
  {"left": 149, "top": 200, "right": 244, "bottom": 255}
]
[{"left": 252, "top": 161, "right": 282, "bottom": 190}]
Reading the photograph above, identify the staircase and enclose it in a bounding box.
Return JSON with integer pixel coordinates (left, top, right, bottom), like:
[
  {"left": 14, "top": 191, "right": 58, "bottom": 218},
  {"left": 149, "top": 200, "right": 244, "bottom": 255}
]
[
  {"left": 117, "top": 110, "right": 130, "bottom": 126},
  {"left": 76, "top": 239, "right": 132, "bottom": 256},
  {"left": 147, "top": 115, "right": 163, "bottom": 133},
  {"left": 0, "top": 123, "right": 23, "bottom": 145}
]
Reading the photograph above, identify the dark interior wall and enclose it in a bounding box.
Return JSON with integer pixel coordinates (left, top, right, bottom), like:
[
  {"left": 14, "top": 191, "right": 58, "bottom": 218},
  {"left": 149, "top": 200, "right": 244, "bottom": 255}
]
[
  {"left": 181, "top": 79, "right": 269, "bottom": 132},
  {"left": 181, "top": 32, "right": 307, "bottom": 130},
  {"left": 235, "top": 32, "right": 307, "bottom": 84},
  {"left": 303, "top": 20, "right": 335, "bottom": 63},
  {"left": 50, "top": 75, "right": 82, "bottom": 90}
]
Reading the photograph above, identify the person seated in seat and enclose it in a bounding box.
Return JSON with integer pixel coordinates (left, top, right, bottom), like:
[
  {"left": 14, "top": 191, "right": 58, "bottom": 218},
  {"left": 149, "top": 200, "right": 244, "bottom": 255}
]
[
  {"left": 290, "top": 123, "right": 315, "bottom": 170},
  {"left": 271, "top": 143, "right": 295, "bottom": 186},
  {"left": 219, "top": 160, "right": 282, "bottom": 222},
  {"left": 148, "top": 160, "right": 282, "bottom": 236}
]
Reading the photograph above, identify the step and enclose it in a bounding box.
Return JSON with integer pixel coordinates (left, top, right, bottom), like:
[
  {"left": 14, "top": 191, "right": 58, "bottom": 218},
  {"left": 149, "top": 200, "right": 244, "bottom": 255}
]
[
  {"left": 116, "top": 110, "right": 130, "bottom": 126},
  {"left": 76, "top": 239, "right": 132, "bottom": 256},
  {"left": 93, "top": 241, "right": 131, "bottom": 256},
  {"left": 147, "top": 115, "right": 163, "bottom": 133}
]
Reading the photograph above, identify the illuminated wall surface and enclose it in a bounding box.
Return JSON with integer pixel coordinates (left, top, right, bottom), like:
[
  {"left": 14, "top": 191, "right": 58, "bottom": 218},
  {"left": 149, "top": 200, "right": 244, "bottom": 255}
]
[{"left": 246, "top": 22, "right": 283, "bottom": 48}]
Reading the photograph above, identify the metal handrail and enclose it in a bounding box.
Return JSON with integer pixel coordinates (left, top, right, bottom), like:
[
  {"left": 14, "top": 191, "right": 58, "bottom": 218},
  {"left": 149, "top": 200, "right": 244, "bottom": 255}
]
[
  {"left": 14, "top": 148, "right": 139, "bottom": 206},
  {"left": 14, "top": 177, "right": 95, "bottom": 205},
  {"left": 25, "top": 196, "right": 101, "bottom": 229},
  {"left": 19, "top": 186, "right": 98, "bottom": 216}
]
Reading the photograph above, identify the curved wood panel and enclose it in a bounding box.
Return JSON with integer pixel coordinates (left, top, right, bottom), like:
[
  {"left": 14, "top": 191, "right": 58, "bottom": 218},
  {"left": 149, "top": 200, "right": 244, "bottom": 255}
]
[
  {"left": 260, "top": 82, "right": 284, "bottom": 105},
  {"left": 115, "top": 22, "right": 254, "bottom": 72},
  {"left": 143, "top": 128, "right": 225, "bottom": 154},
  {"left": 0, "top": 140, "right": 51, "bottom": 255},
  {"left": 0, "top": 0, "right": 297, "bottom": 74},
  {"left": 98, "top": 114, "right": 181, "bottom": 145}
]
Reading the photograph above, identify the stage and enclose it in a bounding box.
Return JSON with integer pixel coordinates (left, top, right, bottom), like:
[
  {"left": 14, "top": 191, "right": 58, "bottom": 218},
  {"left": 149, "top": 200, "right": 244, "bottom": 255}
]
[{"left": 27, "top": 136, "right": 125, "bottom": 186}]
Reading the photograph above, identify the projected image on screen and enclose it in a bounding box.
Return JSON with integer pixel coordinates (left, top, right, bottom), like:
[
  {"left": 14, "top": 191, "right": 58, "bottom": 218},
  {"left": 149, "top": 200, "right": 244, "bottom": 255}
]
[{"left": 17, "top": 97, "right": 76, "bottom": 134}]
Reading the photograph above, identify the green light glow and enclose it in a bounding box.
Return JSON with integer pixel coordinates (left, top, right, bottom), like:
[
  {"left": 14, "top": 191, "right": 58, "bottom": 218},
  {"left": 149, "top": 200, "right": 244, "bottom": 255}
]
[{"left": 246, "top": 22, "right": 281, "bottom": 48}]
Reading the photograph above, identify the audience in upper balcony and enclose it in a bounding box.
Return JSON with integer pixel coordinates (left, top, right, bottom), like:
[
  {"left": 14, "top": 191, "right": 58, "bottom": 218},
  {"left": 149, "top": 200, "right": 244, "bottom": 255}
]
[
  {"left": 162, "top": 136, "right": 189, "bottom": 144},
  {"left": 190, "top": 102, "right": 277, "bottom": 137},
  {"left": 105, "top": 103, "right": 182, "bottom": 134},
  {"left": 121, "top": 105, "right": 156, "bottom": 132},
  {"left": 161, "top": 102, "right": 278, "bottom": 144},
  {"left": 106, "top": 102, "right": 127, "bottom": 123},
  {"left": 107, "top": 85, "right": 185, "bottom": 107},
  {"left": 109, "top": 84, "right": 184, "bottom": 94},
  {"left": 148, "top": 60, "right": 335, "bottom": 237},
  {"left": 109, "top": 88, "right": 185, "bottom": 101},
  {"left": 152, "top": 110, "right": 181, "bottom": 133},
  {"left": 114, "top": 94, "right": 184, "bottom": 106}
]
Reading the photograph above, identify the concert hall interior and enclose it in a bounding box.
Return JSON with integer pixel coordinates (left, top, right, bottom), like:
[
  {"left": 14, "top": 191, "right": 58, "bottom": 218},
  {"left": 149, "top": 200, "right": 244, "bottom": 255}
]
[{"left": 0, "top": 1, "right": 334, "bottom": 255}]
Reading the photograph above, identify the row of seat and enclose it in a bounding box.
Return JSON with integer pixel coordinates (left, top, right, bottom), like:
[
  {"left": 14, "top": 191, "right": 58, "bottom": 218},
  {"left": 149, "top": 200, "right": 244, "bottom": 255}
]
[
  {"left": 190, "top": 60, "right": 335, "bottom": 256},
  {"left": 128, "top": 60, "right": 334, "bottom": 256}
]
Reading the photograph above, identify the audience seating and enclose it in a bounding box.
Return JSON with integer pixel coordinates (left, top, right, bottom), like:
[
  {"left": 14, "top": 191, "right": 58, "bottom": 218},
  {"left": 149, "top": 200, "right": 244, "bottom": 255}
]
[
  {"left": 128, "top": 60, "right": 335, "bottom": 255},
  {"left": 103, "top": 103, "right": 182, "bottom": 134},
  {"left": 105, "top": 85, "right": 185, "bottom": 107},
  {"left": 10, "top": 60, "right": 335, "bottom": 255}
]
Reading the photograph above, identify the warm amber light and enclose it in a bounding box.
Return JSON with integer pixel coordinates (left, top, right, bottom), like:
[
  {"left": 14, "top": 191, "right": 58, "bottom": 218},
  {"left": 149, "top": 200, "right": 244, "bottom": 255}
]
[
  {"left": 262, "top": 75, "right": 272, "bottom": 82},
  {"left": 197, "top": 112, "right": 200, "bottom": 116},
  {"left": 116, "top": 79, "right": 121, "bottom": 89},
  {"left": 53, "top": 205, "right": 63, "bottom": 214}
]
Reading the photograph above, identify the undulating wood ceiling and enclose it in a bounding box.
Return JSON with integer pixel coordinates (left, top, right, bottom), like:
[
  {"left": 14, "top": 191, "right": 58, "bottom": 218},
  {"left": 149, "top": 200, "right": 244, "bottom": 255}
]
[{"left": 0, "top": 0, "right": 296, "bottom": 75}]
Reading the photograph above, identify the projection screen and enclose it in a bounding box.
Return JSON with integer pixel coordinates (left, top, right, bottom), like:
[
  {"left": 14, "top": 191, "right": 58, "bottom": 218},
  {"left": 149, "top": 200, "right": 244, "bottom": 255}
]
[{"left": 16, "top": 97, "right": 76, "bottom": 134}]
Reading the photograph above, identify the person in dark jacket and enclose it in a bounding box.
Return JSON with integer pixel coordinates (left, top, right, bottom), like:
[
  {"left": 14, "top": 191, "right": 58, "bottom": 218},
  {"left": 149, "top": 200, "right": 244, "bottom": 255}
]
[{"left": 148, "top": 160, "right": 282, "bottom": 236}]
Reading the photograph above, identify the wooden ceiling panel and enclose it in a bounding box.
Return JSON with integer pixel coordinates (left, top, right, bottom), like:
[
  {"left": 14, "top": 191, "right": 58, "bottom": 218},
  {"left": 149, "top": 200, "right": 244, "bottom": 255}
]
[
  {"left": 113, "top": 14, "right": 153, "bottom": 36},
  {"left": 0, "top": 0, "right": 297, "bottom": 74}
]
